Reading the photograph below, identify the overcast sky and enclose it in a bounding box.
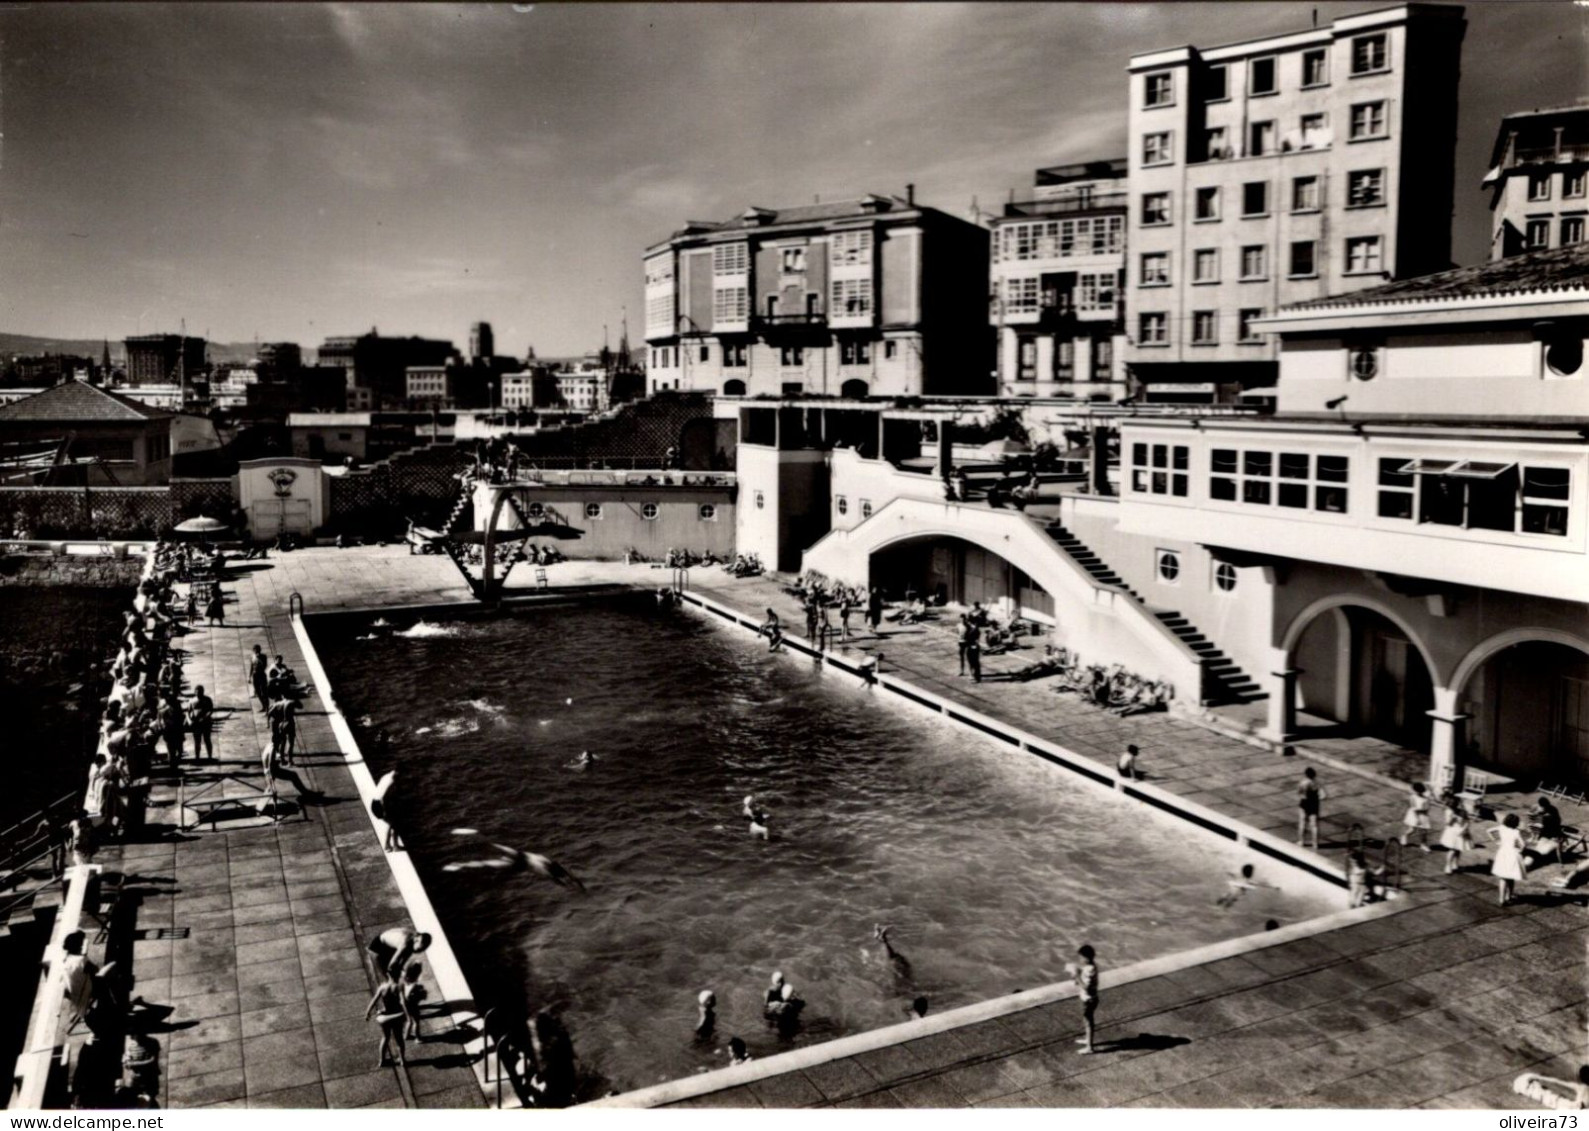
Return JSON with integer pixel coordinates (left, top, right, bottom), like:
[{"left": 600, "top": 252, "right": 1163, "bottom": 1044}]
[{"left": 1, "top": 2, "right": 1584, "bottom": 357}]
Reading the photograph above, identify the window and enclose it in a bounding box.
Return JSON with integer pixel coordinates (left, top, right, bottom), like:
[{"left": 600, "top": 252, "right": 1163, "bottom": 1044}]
[
  {"left": 1192, "top": 311, "right": 1218, "bottom": 345},
  {"left": 1351, "top": 33, "right": 1388, "bottom": 74},
  {"left": 699, "top": 345, "right": 710, "bottom": 363},
  {"left": 998, "top": 216, "right": 1124, "bottom": 261},
  {"left": 1250, "top": 56, "right": 1277, "bottom": 95},
  {"left": 1076, "top": 272, "right": 1117, "bottom": 312},
  {"left": 1005, "top": 276, "right": 1041, "bottom": 313},
  {"left": 1563, "top": 216, "right": 1586, "bottom": 246},
  {"left": 1144, "top": 131, "right": 1173, "bottom": 165},
  {"left": 641, "top": 502, "right": 659, "bottom": 520},
  {"left": 1289, "top": 240, "right": 1317, "bottom": 278},
  {"left": 1195, "top": 186, "right": 1220, "bottom": 221},
  {"left": 1214, "top": 562, "right": 1238, "bottom": 592},
  {"left": 1348, "top": 168, "right": 1385, "bottom": 207},
  {"left": 780, "top": 345, "right": 805, "bottom": 367},
  {"left": 1242, "top": 181, "right": 1269, "bottom": 217},
  {"left": 1204, "top": 126, "right": 1229, "bottom": 160},
  {"left": 1211, "top": 448, "right": 1350, "bottom": 512},
  {"left": 1145, "top": 71, "right": 1174, "bottom": 107},
  {"left": 526, "top": 501, "right": 546, "bottom": 518},
  {"left": 1566, "top": 171, "right": 1587, "bottom": 199},
  {"left": 1240, "top": 245, "right": 1267, "bottom": 280},
  {"left": 1193, "top": 248, "right": 1220, "bottom": 283},
  {"left": 1140, "top": 252, "right": 1170, "bottom": 286},
  {"left": 1528, "top": 174, "right": 1552, "bottom": 202},
  {"left": 1157, "top": 549, "right": 1182, "bottom": 583},
  {"left": 1377, "top": 458, "right": 1415, "bottom": 519},
  {"left": 830, "top": 231, "right": 872, "bottom": 265},
  {"left": 1349, "top": 101, "right": 1387, "bottom": 140},
  {"left": 1249, "top": 120, "right": 1276, "bottom": 157},
  {"left": 884, "top": 340, "right": 898, "bottom": 360},
  {"left": 1522, "top": 467, "right": 1570, "bottom": 535},
  {"left": 1299, "top": 113, "right": 1328, "bottom": 149},
  {"left": 1303, "top": 48, "right": 1328, "bottom": 86},
  {"left": 1525, "top": 218, "right": 1551, "bottom": 250},
  {"left": 861, "top": 500, "right": 873, "bottom": 519},
  {"left": 1204, "top": 65, "right": 1228, "bottom": 101},
  {"left": 1094, "top": 338, "right": 1113, "bottom": 376},
  {"left": 840, "top": 340, "right": 872, "bottom": 365},
  {"left": 836, "top": 496, "right": 848, "bottom": 516},
  {"left": 754, "top": 490, "right": 765, "bottom": 509},
  {"left": 1350, "top": 344, "right": 1381, "bottom": 380},
  {"left": 699, "top": 504, "right": 717, "bottom": 522},
  {"left": 1545, "top": 332, "right": 1583, "bottom": 377},
  {"left": 712, "top": 243, "right": 748, "bottom": 275},
  {"left": 1345, "top": 236, "right": 1383, "bottom": 274},
  {"left": 713, "top": 286, "right": 748, "bottom": 324},
  {"left": 1141, "top": 192, "right": 1170, "bottom": 225},
  {"left": 1130, "top": 443, "right": 1189, "bottom": 497},
  {"left": 584, "top": 502, "right": 603, "bottom": 520},
  {"left": 1139, "top": 312, "right": 1167, "bottom": 345},
  {"left": 831, "top": 277, "right": 873, "bottom": 316},
  {"left": 1293, "top": 176, "right": 1320, "bottom": 212},
  {"left": 1239, "top": 308, "right": 1264, "bottom": 342},
  {"left": 781, "top": 247, "right": 806, "bottom": 273},
  {"left": 723, "top": 343, "right": 747, "bottom": 367}
]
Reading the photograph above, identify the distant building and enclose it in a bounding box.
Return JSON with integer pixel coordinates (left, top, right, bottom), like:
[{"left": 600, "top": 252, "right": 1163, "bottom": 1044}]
[
  {"left": 469, "top": 322, "right": 495, "bottom": 363},
  {"left": 406, "top": 365, "right": 454, "bottom": 410},
  {"left": 0, "top": 379, "right": 175, "bottom": 485},
  {"left": 643, "top": 191, "right": 991, "bottom": 398},
  {"left": 991, "top": 158, "right": 1128, "bottom": 400},
  {"left": 499, "top": 370, "right": 560, "bottom": 411},
  {"left": 1484, "top": 102, "right": 1589, "bottom": 259},
  {"left": 317, "top": 330, "right": 455, "bottom": 410},
  {"left": 256, "top": 342, "right": 303, "bottom": 382},
  {"left": 1124, "top": 3, "right": 1467, "bottom": 402},
  {"left": 5, "top": 354, "right": 95, "bottom": 386},
  {"left": 124, "top": 334, "right": 207, "bottom": 387}
]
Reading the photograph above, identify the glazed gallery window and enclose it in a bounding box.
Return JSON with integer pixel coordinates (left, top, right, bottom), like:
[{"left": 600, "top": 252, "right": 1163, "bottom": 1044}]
[
  {"left": 831, "top": 278, "right": 873, "bottom": 315},
  {"left": 1004, "top": 276, "right": 1041, "bottom": 314},
  {"left": 1130, "top": 442, "right": 1189, "bottom": 497},
  {"left": 712, "top": 243, "right": 748, "bottom": 275},
  {"left": 830, "top": 231, "right": 872, "bottom": 265},
  {"left": 999, "top": 216, "right": 1124, "bottom": 260},
  {"left": 713, "top": 286, "right": 748, "bottom": 324},
  {"left": 1382, "top": 459, "right": 1571, "bottom": 537},
  {"left": 1210, "top": 448, "right": 1349, "bottom": 513}
]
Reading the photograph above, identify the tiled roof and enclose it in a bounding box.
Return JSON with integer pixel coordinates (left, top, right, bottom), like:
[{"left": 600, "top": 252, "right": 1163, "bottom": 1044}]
[
  {"left": 1286, "top": 243, "right": 1589, "bottom": 310},
  {"left": 0, "top": 380, "right": 173, "bottom": 423}
]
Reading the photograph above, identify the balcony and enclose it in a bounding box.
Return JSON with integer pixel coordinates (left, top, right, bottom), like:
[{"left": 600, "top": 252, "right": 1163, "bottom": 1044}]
[
  {"left": 1003, "top": 191, "right": 1128, "bottom": 219},
  {"left": 1506, "top": 143, "right": 1589, "bottom": 168},
  {"left": 752, "top": 312, "right": 828, "bottom": 333}
]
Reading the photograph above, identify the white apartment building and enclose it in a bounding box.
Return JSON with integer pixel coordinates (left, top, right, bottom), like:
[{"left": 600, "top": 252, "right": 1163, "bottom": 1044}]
[
  {"left": 1125, "top": 3, "right": 1466, "bottom": 402},
  {"left": 1485, "top": 103, "right": 1589, "bottom": 259}
]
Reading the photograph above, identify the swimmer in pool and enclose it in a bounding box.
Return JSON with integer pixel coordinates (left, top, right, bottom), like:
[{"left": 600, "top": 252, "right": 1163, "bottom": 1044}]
[
  {"left": 727, "top": 1036, "right": 752, "bottom": 1065},
  {"left": 443, "top": 843, "right": 586, "bottom": 892},
  {"left": 763, "top": 972, "right": 784, "bottom": 1016},
  {"left": 873, "top": 924, "right": 913, "bottom": 979},
  {"left": 743, "top": 795, "right": 770, "bottom": 840},
  {"left": 695, "top": 990, "right": 716, "bottom": 1041},
  {"left": 569, "top": 750, "right": 595, "bottom": 769},
  {"left": 1216, "top": 863, "right": 1278, "bottom": 908}
]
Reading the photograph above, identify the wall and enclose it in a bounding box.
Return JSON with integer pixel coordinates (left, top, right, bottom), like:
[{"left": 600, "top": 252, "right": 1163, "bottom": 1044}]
[
  {"left": 0, "top": 486, "right": 171, "bottom": 539},
  {"left": 482, "top": 486, "right": 735, "bottom": 560}
]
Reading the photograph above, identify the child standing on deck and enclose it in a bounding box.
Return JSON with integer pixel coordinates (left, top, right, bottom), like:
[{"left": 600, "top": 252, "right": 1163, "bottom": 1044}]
[
  {"left": 1066, "top": 944, "right": 1100, "bottom": 1055},
  {"left": 1440, "top": 792, "right": 1474, "bottom": 874},
  {"left": 1400, "top": 782, "right": 1433, "bottom": 852}
]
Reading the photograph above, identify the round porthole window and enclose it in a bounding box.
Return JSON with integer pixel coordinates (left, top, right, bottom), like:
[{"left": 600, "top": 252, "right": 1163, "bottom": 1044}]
[
  {"left": 699, "top": 504, "right": 716, "bottom": 521},
  {"left": 584, "top": 502, "right": 603, "bottom": 519},
  {"left": 837, "top": 497, "right": 849, "bottom": 515},
  {"left": 1157, "top": 550, "right": 1181, "bottom": 583},
  {"left": 861, "top": 500, "right": 873, "bottom": 519},
  {"left": 1350, "top": 347, "right": 1379, "bottom": 381},
  {"left": 1546, "top": 336, "right": 1584, "bottom": 377},
  {"left": 1215, "top": 562, "right": 1237, "bottom": 592},
  {"left": 526, "top": 502, "right": 545, "bottom": 518},
  {"left": 754, "top": 491, "right": 765, "bottom": 510},
  {"left": 641, "top": 503, "right": 659, "bottom": 520}
]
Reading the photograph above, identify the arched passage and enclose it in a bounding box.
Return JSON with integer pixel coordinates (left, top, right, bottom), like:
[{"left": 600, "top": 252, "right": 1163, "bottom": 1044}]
[
  {"left": 840, "top": 379, "right": 869, "bottom": 399},
  {"left": 871, "top": 534, "right": 1053, "bottom": 621},
  {"left": 1285, "top": 601, "right": 1436, "bottom": 751},
  {"left": 722, "top": 379, "right": 746, "bottom": 396},
  {"left": 1455, "top": 632, "right": 1589, "bottom": 785}
]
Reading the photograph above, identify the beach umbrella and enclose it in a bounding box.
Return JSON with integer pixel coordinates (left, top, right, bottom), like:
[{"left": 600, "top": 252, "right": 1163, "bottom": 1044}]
[{"left": 172, "top": 515, "right": 230, "bottom": 545}]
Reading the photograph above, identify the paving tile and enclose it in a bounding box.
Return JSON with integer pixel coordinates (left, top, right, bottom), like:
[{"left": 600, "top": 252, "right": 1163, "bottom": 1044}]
[
  {"left": 169, "top": 988, "right": 240, "bottom": 1022},
  {"left": 167, "top": 1038, "right": 244, "bottom": 1081},
  {"left": 886, "top": 1074, "right": 969, "bottom": 1108},
  {"left": 746, "top": 1069, "right": 825, "bottom": 1107},
  {"left": 935, "top": 1058, "right": 1027, "bottom": 1104},
  {"left": 323, "top": 1070, "right": 402, "bottom": 1109},
  {"left": 169, "top": 969, "right": 237, "bottom": 999},
  {"left": 169, "top": 1015, "right": 244, "bottom": 1052},
  {"left": 801, "top": 1057, "right": 879, "bottom": 1102},
  {"left": 236, "top": 936, "right": 301, "bottom": 967},
  {"left": 309, "top": 990, "right": 373, "bottom": 1026},
  {"left": 236, "top": 955, "right": 304, "bottom": 987},
  {"left": 416, "top": 1083, "right": 486, "bottom": 1108},
  {"left": 237, "top": 976, "right": 308, "bottom": 1013},
  {"left": 167, "top": 1065, "right": 248, "bottom": 1106},
  {"left": 240, "top": 1001, "right": 315, "bottom": 1039},
  {"left": 242, "top": 1044, "right": 323, "bottom": 1096},
  {"left": 247, "top": 1082, "right": 328, "bottom": 1108}
]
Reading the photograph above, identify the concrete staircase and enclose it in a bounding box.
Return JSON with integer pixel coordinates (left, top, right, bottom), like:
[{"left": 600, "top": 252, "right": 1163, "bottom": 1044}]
[{"left": 1044, "top": 522, "right": 1267, "bottom": 706}]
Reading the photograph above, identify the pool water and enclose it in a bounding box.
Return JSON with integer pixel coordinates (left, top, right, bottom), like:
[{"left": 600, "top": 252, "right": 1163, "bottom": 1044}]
[{"left": 314, "top": 597, "right": 1340, "bottom": 1097}]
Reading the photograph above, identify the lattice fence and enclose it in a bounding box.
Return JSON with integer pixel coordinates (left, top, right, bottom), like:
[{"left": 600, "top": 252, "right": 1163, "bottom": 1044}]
[
  {"left": 171, "top": 478, "right": 237, "bottom": 520},
  {"left": 0, "top": 487, "right": 172, "bottom": 539}
]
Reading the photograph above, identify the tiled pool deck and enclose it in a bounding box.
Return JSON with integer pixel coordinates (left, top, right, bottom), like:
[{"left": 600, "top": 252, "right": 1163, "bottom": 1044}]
[{"left": 98, "top": 546, "right": 1585, "bottom": 1109}]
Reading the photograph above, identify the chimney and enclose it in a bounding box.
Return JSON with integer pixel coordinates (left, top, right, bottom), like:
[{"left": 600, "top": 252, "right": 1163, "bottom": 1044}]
[{"left": 906, "top": 183, "right": 915, "bottom": 206}]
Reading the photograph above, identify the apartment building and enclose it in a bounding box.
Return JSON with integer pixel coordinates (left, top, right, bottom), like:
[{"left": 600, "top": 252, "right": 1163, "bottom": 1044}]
[
  {"left": 642, "top": 192, "right": 990, "bottom": 399},
  {"left": 1125, "top": 3, "right": 1466, "bottom": 402},
  {"left": 990, "top": 159, "right": 1128, "bottom": 400},
  {"left": 1485, "top": 103, "right": 1589, "bottom": 259}
]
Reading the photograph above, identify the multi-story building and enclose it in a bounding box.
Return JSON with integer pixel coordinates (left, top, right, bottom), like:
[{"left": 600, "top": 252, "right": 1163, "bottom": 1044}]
[
  {"left": 1124, "top": 3, "right": 1466, "bottom": 402},
  {"left": 256, "top": 342, "right": 302, "bottom": 382},
  {"left": 991, "top": 159, "right": 1128, "bottom": 400},
  {"left": 124, "top": 334, "right": 207, "bottom": 387},
  {"left": 1484, "top": 102, "right": 1589, "bottom": 259},
  {"left": 469, "top": 321, "right": 495, "bottom": 364},
  {"left": 405, "top": 366, "right": 455, "bottom": 410},
  {"left": 318, "top": 330, "right": 455, "bottom": 410},
  {"left": 643, "top": 191, "right": 990, "bottom": 399}
]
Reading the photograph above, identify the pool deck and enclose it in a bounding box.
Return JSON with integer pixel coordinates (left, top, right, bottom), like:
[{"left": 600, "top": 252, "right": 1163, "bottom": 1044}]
[{"left": 98, "top": 546, "right": 1585, "bottom": 1109}]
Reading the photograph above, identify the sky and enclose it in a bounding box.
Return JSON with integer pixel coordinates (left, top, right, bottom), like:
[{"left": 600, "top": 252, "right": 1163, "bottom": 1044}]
[{"left": 1, "top": 2, "right": 1584, "bottom": 358}]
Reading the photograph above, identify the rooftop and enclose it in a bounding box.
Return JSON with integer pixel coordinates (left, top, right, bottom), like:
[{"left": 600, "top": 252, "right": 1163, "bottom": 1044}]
[
  {"left": 1283, "top": 242, "right": 1589, "bottom": 310},
  {"left": 659, "top": 195, "right": 929, "bottom": 244},
  {"left": 0, "top": 380, "right": 174, "bottom": 423}
]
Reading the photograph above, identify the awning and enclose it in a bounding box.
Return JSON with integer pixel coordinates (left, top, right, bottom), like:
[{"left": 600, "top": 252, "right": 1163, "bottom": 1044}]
[
  {"left": 1238, "top": 386, "right": 1279, "bottom": 398},
  {"left": 1396, "top": 458, "right": 1516, "bottom": 479}
]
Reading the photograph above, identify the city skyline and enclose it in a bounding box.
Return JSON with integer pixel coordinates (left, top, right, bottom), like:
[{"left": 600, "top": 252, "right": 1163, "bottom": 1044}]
[{"left": 2, "top": 1, "right": 1583, "bottom": 358}]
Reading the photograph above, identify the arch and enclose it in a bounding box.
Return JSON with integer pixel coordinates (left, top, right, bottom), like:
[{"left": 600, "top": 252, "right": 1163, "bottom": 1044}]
[
  {"left": 840, "top": 378, "right": 869, "bottom": 399},
  {"left": 1451, "top": 627, "right": 1589, "bottom": 697},
  {"left": 721, "top": 379, "right": 747, "bottom": 396},
  {"left": 1279, "top": 593, "right": 1444, "bottom": 687}
]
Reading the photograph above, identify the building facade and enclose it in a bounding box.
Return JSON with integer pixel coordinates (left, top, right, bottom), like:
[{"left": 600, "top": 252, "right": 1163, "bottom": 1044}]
[
  {"left": 318, "top": 331, "right": 455, "bottom": 410},
  {"left": 991, "top": 159, "right": 1128, "bottom": 400},
  {"left": 643, "top": 193, "right": 990, "bottom": 399},
  {"left": 124, "top": 334, "right": 207, "bottom": 387},
  {"left": 1485, "top": 103, "right": 1589, "bottom": 259},
  {"left": 1124, "top": 3, "right": 1466, "bottom": 401}
]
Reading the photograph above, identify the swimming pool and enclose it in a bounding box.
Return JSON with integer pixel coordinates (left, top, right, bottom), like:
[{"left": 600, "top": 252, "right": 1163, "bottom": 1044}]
[{"left": 312, "top": 596, "right": 1340, "bottom": 1097}]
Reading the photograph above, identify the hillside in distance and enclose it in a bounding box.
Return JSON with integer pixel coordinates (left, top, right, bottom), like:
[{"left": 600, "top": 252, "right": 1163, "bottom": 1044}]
[{"left": 0, "top": 333, "right": 264, "bottom": 365}]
